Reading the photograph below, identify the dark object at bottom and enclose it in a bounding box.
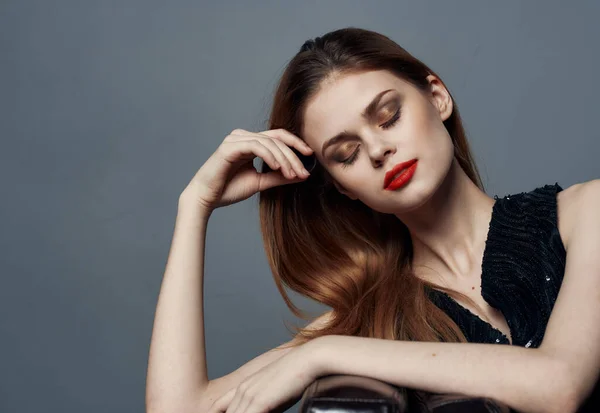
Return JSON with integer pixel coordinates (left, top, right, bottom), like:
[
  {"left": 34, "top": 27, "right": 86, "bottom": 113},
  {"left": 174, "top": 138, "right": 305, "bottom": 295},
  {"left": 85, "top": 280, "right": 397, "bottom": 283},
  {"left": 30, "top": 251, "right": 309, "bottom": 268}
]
[{"left": 298, "top": 374, "right": 510, "bottom": 413}]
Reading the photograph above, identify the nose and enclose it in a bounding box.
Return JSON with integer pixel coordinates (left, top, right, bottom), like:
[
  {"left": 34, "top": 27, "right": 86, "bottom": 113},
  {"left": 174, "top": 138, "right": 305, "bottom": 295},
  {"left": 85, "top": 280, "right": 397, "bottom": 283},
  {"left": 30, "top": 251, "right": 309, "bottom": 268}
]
[{"left": 372, "top": 145, "right": 397, "bottom": 168}]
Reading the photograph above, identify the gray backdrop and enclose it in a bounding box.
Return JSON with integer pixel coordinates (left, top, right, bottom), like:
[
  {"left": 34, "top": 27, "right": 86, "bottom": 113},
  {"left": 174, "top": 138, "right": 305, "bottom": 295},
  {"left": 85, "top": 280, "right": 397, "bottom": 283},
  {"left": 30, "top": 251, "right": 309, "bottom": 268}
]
[{"left": 1, "top": 1, "right": 598, "bottom": 412}]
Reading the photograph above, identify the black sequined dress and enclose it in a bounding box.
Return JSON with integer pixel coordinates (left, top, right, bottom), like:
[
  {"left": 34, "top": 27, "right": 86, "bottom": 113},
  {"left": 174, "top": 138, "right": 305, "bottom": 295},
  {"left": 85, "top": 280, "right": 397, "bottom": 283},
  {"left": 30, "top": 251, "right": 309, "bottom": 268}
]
[{"left": 426, "top": 183, "right": 599, "bottom": 412}]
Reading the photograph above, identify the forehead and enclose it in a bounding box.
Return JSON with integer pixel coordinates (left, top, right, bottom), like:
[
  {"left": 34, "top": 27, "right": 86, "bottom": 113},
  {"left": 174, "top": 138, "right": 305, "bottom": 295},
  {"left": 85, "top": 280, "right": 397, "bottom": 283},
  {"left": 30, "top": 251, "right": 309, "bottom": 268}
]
[{"left": 302, "top": 69, "right": 416, "bottom": 146}]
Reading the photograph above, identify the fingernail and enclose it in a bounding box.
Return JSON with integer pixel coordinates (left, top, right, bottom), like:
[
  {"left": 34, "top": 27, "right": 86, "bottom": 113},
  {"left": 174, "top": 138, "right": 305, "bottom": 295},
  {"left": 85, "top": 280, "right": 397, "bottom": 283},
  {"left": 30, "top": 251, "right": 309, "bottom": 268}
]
[{"left": 302, "top": 168, "right": 310, "bottom": 176}]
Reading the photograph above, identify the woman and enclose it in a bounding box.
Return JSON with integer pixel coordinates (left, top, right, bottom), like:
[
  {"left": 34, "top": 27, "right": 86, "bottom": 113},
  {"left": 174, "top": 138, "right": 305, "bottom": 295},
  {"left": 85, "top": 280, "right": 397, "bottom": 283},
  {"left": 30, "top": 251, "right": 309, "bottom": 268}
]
[{"left": 145, "top": 27, "right": 600, "bottom": 413}]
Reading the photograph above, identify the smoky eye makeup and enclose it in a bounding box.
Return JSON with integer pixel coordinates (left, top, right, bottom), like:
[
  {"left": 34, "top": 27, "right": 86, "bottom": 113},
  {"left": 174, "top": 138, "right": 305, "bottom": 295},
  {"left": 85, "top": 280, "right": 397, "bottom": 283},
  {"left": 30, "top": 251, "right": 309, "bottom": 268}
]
[
  {"left": 320, "top": 93, "right": 403, "bottom": 161},
  {"left": 379, "top": 97, "right": 401, "bottom": 118},
  {"left": 331, "top": 100, "right": 402, "bottom": 159}
]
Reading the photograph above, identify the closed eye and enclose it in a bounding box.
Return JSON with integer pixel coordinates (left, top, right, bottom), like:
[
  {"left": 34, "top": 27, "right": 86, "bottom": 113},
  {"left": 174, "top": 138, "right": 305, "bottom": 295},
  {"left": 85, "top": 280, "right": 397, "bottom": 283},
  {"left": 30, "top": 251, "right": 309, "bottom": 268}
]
[
  {"left": 340, "top": 108, "right": 401, "bottom": 168},
  {"left": 381, "top": 108, "right": 400, "bottom": 129}
]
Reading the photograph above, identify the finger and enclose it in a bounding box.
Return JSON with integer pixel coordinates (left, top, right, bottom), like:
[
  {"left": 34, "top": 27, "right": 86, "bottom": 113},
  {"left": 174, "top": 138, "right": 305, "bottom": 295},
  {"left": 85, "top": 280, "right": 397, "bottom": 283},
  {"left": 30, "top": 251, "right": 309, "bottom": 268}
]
[
  {"left": 249, "top": 137, "right": 296, "bottom": 179},
  {"left": 267, "top": 137, "right": 311, "bottom": 179},
  {"left": 255, "top": 137, "right": 305, "bottom": 179},
  {"left": 226, "top": 136, "right": 304, "bottom": 180},
  {"left": 225, "top": 388, "right": 244, "bottom": 413},
  {"left": 228, "top": 128, "right": 250, "bottom": 136},
  {"left": 260, "top": 128, "right": 314, "bottom": 156},
  {"left": 221, "top": 140, "right": 281, "bottom": 173},
  {"left": 208, "top": 387, "right": 235, "bottom": 413},
  {"left": 260, "top": 129, "right": 317, "bottom": 173},
  {"left": 228, "top": 128, "right": 315, "bottom": 173},
  {"left": 258, "top": 171, "right": 307, "bottom": 191},
  {"left": 231, "top": 392, "right": 253, "bottom": 413}
]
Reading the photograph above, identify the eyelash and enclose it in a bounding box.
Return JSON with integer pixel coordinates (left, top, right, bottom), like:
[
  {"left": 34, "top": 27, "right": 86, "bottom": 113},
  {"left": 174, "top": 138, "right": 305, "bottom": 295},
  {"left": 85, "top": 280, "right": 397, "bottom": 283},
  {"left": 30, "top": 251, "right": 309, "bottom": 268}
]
[{"left": 340, "top": 108, "right": 401, "bottom": 168}]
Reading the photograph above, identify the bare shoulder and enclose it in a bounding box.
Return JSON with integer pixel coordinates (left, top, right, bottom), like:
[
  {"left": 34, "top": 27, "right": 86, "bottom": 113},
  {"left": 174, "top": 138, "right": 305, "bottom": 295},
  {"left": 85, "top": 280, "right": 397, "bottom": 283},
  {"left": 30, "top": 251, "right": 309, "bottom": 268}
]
[{"left": 556, "top": 179, "right": 600, "bottom": 250}]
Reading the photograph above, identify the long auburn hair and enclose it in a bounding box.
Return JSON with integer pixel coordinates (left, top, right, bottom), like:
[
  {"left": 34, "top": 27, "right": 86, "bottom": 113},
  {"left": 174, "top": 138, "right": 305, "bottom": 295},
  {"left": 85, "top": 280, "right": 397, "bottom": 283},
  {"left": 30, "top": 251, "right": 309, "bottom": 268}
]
[{"left": 257, "top": 27, "right": 486, "bottom": 348}]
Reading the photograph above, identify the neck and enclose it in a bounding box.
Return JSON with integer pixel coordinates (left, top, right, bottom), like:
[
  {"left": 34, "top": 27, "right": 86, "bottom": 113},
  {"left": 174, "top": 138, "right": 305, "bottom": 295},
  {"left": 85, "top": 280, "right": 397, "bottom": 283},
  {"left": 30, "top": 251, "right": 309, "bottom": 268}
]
[{"left": 395, "top": 157, "right": 496, "bottom": 285}]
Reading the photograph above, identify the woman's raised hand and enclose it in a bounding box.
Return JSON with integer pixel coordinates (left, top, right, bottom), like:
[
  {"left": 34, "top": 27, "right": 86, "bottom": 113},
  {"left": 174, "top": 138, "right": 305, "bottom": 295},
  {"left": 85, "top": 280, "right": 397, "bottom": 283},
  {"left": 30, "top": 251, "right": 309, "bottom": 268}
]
[{"left": 179, "top": 128, "right": 314, "bottom": 214}]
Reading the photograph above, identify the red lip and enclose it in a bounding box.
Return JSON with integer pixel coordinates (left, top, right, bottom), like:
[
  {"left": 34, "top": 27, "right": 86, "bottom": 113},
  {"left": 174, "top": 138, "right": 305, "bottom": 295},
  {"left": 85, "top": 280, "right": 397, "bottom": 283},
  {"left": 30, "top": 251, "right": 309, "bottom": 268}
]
[{"left": 384, "top": 158, "right": 418, "bottom": 189}]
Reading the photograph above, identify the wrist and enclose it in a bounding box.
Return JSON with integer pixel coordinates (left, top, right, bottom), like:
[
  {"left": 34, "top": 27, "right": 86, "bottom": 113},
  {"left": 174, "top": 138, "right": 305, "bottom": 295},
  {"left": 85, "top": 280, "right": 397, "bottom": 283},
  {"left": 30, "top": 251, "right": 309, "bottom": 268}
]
[
  {"left": 178, "top": 190, "right": 212, "bottom": 214},
  {"left": 177, "top": 199, "right": 212, "bottom": 226},
  {"left": 306, "top": 335, "right": 337, "bottom": 378}
]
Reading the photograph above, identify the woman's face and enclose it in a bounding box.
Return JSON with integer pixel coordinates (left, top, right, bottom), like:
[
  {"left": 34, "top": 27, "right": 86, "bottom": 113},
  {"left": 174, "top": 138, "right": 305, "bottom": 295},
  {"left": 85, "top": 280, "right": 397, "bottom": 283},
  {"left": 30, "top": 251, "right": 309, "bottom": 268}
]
[{"left": 301, "top": 69, "right": 456, "bottom": 214}]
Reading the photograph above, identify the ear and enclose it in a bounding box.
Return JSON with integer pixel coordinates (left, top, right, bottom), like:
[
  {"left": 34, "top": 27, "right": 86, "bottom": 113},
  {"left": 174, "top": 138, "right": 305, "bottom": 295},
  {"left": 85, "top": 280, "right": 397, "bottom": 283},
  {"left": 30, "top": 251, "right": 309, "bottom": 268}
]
[
  {"left": 426, "top": 74, "right": 453, "bottom": 122},
  {"left": 333, "top": 180, "right": 358, "bottom": 200}
]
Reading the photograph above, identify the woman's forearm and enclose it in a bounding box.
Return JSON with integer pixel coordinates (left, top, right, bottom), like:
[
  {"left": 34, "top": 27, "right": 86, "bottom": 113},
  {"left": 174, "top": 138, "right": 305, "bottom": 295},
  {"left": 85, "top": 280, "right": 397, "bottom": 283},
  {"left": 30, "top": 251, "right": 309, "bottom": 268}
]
[
  {"left": 146, "top": 199, "right": 212, "bottom": 413},
  {"left": 312, "top": 335, "right": 574, "bottom": 413}
]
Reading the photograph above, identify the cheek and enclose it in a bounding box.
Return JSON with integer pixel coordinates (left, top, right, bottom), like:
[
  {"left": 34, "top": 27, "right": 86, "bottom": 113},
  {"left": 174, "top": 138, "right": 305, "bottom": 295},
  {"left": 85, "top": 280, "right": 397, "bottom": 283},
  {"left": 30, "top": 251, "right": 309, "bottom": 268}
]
[
  {"left": 335, "top": 170, "right": 365, "bottom": 191},
  {"left": 411, "top": 105, "right": 452, "bottom": 155},
  {"left": 409, "top": 105, "right": 438, "bottom": 138}
]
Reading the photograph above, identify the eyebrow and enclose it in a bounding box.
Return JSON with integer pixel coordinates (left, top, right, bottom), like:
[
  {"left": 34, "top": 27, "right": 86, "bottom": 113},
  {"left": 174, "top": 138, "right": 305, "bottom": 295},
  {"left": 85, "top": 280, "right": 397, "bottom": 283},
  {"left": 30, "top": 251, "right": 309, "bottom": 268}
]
[{"left": 321, "top": 88, "right": 395, "bottom": 156}]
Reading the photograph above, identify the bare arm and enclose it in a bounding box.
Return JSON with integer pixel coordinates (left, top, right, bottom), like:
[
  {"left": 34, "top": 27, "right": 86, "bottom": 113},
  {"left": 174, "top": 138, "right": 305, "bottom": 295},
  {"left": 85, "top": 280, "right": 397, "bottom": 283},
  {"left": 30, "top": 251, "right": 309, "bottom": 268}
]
[
  {"left": 309, "top": 180, "right": 600, "bottom": 413},
  {"left": 313, "top": 335, "right": 568, "bottom": 413},
  {"left": 145, "top": 200, "right": 212, "bottom": 413},
  {"left": 145, "top": 195, "right": 332, "bottom": 413}
]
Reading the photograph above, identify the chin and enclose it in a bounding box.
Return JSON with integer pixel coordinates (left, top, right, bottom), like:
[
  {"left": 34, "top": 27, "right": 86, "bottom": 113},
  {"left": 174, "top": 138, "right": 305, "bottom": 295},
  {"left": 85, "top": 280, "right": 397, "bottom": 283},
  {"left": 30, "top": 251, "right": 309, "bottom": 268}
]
[{"left": 375, "top": 180, "right": 436, "bottom": 214}]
